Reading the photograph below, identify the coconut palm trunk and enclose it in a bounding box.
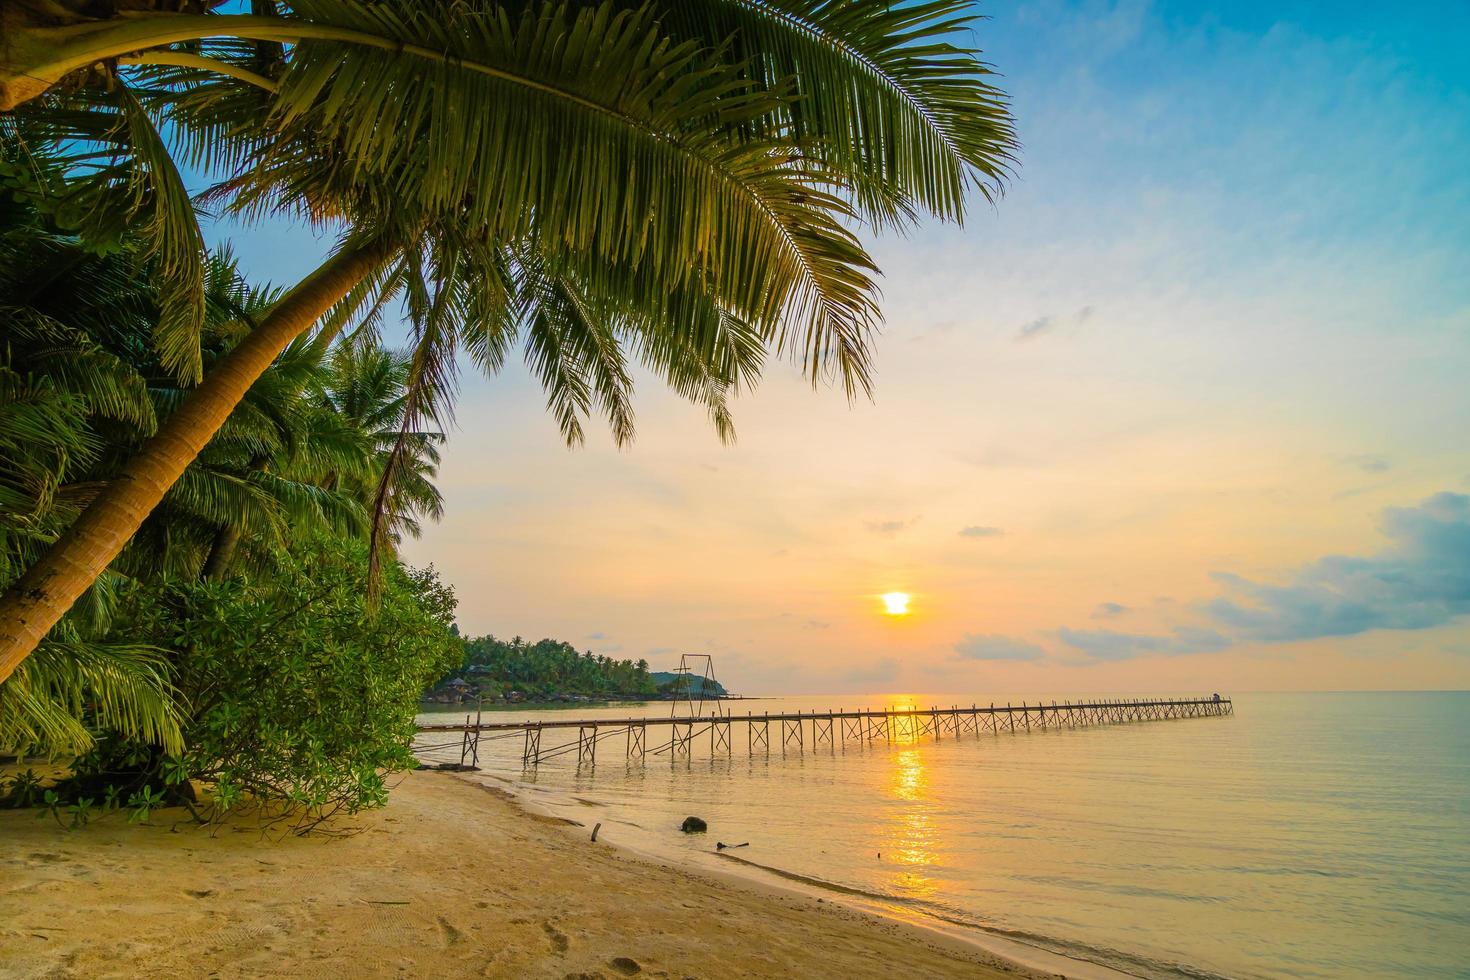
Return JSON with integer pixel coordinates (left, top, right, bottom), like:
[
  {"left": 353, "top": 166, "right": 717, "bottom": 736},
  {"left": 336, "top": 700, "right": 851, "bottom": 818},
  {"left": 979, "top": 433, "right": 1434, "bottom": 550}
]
[
  {"left": 199, "top": 525, "right": 244, "bottom": 582},
  {"left": 0, "top": 238, "right": 395, "bottom": 684}
]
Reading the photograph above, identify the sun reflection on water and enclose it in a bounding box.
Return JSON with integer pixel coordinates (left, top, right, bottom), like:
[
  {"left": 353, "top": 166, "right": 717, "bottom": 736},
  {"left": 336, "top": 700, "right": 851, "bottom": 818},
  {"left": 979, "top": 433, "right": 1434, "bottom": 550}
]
[{"left": 882, "top": 747, "right": 938, "bottom": 900}]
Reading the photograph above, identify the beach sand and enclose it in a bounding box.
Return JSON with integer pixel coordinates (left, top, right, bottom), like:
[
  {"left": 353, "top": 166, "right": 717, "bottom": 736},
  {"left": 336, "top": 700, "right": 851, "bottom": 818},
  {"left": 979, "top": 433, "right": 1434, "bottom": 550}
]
[{"left": 1, "top": 770, "right": 1051, "bottom": 979}]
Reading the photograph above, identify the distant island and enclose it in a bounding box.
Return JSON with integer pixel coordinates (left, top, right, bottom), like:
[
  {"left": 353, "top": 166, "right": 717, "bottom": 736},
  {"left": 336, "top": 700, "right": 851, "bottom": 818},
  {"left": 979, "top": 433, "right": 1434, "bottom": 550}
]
[{"left": 424, "top": 634, "right": 729, "bottom": 706}]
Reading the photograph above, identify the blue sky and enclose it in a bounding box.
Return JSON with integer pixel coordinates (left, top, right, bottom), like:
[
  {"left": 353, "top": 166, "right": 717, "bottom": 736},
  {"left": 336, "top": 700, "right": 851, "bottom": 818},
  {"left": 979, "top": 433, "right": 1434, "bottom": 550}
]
[{"left": 205, "top": 2, "right": 1470, "bottom": 692}]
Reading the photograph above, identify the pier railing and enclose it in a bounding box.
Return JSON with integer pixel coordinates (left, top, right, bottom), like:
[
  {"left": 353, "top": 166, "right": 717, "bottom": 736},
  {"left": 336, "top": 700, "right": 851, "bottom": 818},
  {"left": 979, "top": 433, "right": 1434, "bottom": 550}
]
[{"left": 415, "top": 696, "right": 1232, "bottom": 769}]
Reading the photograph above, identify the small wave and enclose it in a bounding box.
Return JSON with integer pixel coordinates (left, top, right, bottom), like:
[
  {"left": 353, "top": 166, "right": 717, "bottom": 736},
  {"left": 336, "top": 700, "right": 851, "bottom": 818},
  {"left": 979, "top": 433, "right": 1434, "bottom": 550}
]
[
  {"left": 1221, "top": 864, "right": 1353, "bottom": 879},
  {"left": 714, "top": 852, "right": 899, "bottom": 902},
  {"left": 713, "top": 852, "right": 1233, "bottom": 980},
  {"left": 1013, "top": 872, "right": 1227, "bottom": 904}
]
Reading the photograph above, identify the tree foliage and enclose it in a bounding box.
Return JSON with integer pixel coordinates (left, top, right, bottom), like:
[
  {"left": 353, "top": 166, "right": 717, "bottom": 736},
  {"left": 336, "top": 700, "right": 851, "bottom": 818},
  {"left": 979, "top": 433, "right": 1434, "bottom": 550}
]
[
  {"left": 0, "top": 189, "right": 407, "bottom": 760},
  {"left": 60, "top": 535, "right": 461, "bottom": 827},
  {"left": 452, "top": 634, "right": 657, "bottom": 698}
]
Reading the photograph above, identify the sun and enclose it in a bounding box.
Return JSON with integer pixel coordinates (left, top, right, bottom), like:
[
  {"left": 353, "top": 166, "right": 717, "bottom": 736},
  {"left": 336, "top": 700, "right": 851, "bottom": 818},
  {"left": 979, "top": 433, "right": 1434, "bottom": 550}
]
[{"left": 880, "top": 592, "right": 912, "bottom": 616}]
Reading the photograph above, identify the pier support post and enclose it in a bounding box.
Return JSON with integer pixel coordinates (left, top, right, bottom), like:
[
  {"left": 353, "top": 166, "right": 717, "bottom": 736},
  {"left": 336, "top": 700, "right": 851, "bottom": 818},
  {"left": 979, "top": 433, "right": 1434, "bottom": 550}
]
[
  {"left": 577, "top": 725, "right": 598, "bottom": 766},
  {"left": 522, "top": 724, "right": 542, "bottom": 766}
]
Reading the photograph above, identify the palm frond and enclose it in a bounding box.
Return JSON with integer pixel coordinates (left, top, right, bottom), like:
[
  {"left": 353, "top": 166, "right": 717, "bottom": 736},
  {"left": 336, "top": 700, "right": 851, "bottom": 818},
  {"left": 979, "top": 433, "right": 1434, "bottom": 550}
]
[
  {"left": 4, "top": 308, "right": 157, "bottom": 430},
  {"left": 4, "top": 86, "right": 207, "bottom": 381},
  {"left": 652, "top": 0, "right": 1018, "bottom": 225},
  {"left": 0, "top": 638, "right": 184, "bottom": 757},
  {"left": 182, "top": 1, "right": 881, "bottom": 393}
]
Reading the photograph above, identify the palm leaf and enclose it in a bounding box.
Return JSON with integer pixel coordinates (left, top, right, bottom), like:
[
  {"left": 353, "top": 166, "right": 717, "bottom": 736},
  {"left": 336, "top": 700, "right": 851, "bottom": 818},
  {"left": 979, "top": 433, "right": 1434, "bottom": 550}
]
[
  {"left": 4, "top": 87, "right": 207, "bottom": 381},
  {"left": 0, "top": 639, "right": 184, "bottom": 756},
  {"left": 650, "top": 0, "right": 1018, "bottom": 224}
]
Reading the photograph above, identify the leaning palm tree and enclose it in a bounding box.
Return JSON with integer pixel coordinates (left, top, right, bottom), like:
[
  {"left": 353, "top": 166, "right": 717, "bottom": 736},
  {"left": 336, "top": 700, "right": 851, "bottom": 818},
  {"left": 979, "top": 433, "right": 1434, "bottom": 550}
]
[
  {"left": 0, "top": 208, "right": 371, "bottom": 752},
  {"left": 0, "top": 0, "right": 1016, "bottom": 681}
]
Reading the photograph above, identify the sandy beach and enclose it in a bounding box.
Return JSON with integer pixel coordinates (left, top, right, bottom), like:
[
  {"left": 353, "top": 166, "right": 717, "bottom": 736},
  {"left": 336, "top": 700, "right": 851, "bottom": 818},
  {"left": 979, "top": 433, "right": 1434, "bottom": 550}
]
[{"left": 0, "top": 770, "right": 1052, "bottom": 979}]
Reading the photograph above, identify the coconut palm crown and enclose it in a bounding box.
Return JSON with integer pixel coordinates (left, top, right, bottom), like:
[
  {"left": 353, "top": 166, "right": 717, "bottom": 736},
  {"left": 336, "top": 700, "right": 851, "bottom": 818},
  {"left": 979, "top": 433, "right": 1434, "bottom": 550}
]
[{"left": 0, "top": 0, "right": 1017, "bottom": 680}]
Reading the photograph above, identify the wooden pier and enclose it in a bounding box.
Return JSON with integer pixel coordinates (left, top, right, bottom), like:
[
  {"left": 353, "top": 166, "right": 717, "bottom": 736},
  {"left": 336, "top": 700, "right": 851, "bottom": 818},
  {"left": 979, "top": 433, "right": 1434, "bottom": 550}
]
[{"left": 416, "top": 696, "right": 1233, "bottom": 768}]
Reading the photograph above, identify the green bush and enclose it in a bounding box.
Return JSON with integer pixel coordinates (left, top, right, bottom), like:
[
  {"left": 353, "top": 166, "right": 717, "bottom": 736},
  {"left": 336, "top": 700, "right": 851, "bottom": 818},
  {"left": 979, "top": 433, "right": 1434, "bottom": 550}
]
[{"left": 54, "top": 534, "right": 460, "bottom": 828}]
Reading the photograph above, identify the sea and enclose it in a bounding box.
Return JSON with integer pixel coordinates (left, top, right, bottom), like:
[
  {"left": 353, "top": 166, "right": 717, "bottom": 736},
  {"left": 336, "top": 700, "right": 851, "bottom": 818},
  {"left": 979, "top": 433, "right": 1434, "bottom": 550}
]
[{"left": 415, "top": 692, "right": 1470, "bottom": 979}]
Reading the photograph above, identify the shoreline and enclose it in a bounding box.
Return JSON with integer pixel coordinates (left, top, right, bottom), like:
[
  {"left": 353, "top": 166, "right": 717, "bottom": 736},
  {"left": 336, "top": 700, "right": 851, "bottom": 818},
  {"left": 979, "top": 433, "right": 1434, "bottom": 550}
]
[
  {"left": 1, "top": 768, "right": 1066, "bottom": 979},
  {"left": 488, "top": 772, "right": 1137, "bottom": 980}
]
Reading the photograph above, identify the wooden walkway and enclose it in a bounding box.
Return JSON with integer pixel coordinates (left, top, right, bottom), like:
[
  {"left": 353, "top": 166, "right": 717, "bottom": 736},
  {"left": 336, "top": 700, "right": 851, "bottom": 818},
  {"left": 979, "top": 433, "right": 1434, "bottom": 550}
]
[{"left": 417, "top": 696, "right": 1233, "bottom": 768}]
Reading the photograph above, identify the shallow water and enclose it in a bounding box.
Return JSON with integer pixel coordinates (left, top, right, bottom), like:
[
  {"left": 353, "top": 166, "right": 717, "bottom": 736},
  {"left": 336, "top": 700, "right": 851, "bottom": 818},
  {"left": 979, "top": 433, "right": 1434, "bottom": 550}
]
[{"left": 416, "top": 692, "right": 1470, "bottom": 979}]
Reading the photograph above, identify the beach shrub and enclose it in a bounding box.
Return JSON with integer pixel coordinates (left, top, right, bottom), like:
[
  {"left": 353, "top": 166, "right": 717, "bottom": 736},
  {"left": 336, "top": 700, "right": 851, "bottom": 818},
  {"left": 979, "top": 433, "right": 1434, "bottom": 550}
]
[{"left": 61, "top": 533, "right": 460, "bottom": 828}]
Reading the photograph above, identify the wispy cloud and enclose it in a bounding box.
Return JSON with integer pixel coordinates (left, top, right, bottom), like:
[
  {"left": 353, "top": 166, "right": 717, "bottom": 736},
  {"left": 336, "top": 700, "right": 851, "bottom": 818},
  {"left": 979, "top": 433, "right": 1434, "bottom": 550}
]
[
  {"left": 959, "top": 446, "right": 1044, "bottom": 469},
  {"left": 867, "top": 516, "right": 920, "bottom": 535},
  {"left": 1092, "top": 602, "right": 1128, "bottom": 619},
  {"left": 1057, "top": 626, "right": 1232, "bottom": 661},
  {"left": 1015, "top": 315, "right": 1055, "bottom": 341},
  {"left": 844, "top": 657, "right": 900, "bottom": 685},
  {"left": 958, "top": 525, "right": 1004, "bottom": 538},
  {"left": 1343, "top": 454, "right": 1391, "bottom": 474},
  {"left": 953, "top": 634, "right": 1046, "bottom": 662},
  {"left": 1014, "top": 306, "right": 1096, "bottom": 343}
]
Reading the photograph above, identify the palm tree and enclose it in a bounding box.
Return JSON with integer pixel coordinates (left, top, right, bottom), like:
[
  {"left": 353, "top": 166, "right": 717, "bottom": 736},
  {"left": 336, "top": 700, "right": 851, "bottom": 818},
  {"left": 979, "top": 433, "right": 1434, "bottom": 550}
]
[
  {"left": 0, "top": 204, "right": 377, "bottom": 752},
  {"left": 317, "top": 343, "right": 444, "bottom": 548},
  {"left": 0, "top": 203, "right": 189, "bottom": 753},
  {"left": 0, "top": 0, "right": 1016, "bottom": 681}
]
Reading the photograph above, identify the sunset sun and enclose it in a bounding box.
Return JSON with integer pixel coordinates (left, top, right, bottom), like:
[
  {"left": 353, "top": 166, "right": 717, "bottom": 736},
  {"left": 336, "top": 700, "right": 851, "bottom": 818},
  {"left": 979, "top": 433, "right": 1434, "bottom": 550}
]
[{"left": 880, "top": 592, "right": 912, "bottom": 616}]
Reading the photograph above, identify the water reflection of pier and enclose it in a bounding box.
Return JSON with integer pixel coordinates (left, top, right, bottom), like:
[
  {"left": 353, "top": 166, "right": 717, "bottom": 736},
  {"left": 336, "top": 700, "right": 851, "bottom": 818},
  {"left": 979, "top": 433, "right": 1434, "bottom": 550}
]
[{"left": 416, "top": 696, "right": 1233, "bottom": 769}]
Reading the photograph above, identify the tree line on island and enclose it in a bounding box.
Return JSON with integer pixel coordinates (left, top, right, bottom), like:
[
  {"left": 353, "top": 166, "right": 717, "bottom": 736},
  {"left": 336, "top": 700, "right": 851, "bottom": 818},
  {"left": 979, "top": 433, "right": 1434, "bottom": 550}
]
[
  {"left": 0, "top": 0, "right": 1013, "bottom": 829},
  {"left": 427, "top": 635, "right": 728, "bottom": 705}
]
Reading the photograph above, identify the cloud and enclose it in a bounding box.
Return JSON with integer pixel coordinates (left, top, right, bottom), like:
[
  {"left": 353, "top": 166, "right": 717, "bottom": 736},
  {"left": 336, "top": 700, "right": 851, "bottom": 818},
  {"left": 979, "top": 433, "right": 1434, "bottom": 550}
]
[
  {"left": 953, "top": 634, "right": 1046, "bottom": 662},
  {"left": 585, "top": 631, "right": 606, "bottom": 640},
  {"left": 1015, "top": 306, "right": 1094, "bottom": 342},
  {"left": 958, "top": 525, "right": 1004, "bottom": 538},
  {"left": 1091, "top": 602, "right": 1128, "bottom": 618},
  {"left": 1343, "top": 454, "right": 1391, "bottom": 474},
  {"left": 1014, "top": 315, "right": 1055, "bottom": 341},
  {"left": 1202, "top": 492, "right": 1470, "bottom": 643},
  {"left": 844, "top": 657, "right": 900, "bottom": 685},
  {"left": 959, "top": 446, "right": 1043, "bottom": 469},
  {"left": 1052, "top": 492, "right": 1470, "bottom": 660},
  {"left": 1058, "top": 626, "right": 1233, "bottom": 661},
  {"left": 804, "top": 620, "right": 830, "bottom": 630},
  {"left": 867, "top": 516, "right": 919, "bottom": 535}
]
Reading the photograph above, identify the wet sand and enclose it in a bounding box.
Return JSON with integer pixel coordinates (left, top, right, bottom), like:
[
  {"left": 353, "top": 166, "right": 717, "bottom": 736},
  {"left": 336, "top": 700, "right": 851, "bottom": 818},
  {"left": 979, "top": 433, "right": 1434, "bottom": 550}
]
[{"left": 0, "top": 770, "right": 1053, "bottom": 979}]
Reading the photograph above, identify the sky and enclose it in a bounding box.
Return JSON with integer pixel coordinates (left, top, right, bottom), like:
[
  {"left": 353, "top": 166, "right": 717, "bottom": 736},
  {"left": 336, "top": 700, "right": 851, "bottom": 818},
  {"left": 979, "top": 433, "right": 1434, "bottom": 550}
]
[{"left": 211, "top": 1, "right": 1470, "bottom": 694}]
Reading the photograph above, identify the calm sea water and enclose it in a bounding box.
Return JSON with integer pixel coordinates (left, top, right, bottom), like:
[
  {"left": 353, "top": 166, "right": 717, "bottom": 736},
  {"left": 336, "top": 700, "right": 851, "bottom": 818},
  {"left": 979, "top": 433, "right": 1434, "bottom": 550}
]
[{"left": 416, "top": 693, "right": 1470, "bottom": 979}]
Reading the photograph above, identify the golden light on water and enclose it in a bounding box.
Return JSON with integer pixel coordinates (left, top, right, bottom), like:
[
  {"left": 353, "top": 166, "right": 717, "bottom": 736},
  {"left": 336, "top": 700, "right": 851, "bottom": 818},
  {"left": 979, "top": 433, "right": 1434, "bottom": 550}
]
[
  {"left": 892, "top": 747, "right": 926, "bottom": 802},
  {"left": 880, "top": 591, "right": 911, "bottom": 615},
  {"left": 883, "top": 747, "right": 937, "bottom": 900}
]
